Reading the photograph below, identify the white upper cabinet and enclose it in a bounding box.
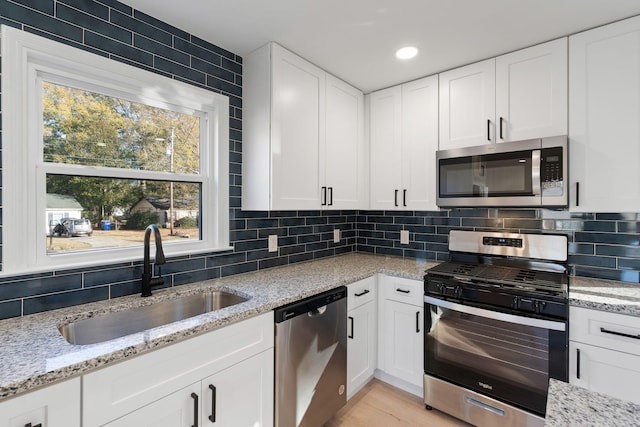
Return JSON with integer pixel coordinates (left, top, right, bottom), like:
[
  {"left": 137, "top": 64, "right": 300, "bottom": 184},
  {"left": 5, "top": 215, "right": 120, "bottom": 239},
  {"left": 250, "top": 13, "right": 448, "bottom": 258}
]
[
  {"left": 439, "top": 39, "right": 567, "bottom": 149},
  {"left": 401, "top": 77, "right": 439, "bottom": 210},
  {"left": 439, "top": 59, "right": 496, "bottom": 149},
  {"left": 325, "top": 74, "right": 366, "bottom": 209},
  {"left": 243, "top": 42, "right": 365, "bottom": 210},
  {"left": 369, "top": 86, "right": 403, "bottom": 209},
  {"left": 369, "top": 75, "right": 439, "bottom": 210},
  {"left": 496, "top": 38, "right": 567, "bottom": 142},
  {"left": 569, "top": 15, "right": 640, "bottom": 212}
]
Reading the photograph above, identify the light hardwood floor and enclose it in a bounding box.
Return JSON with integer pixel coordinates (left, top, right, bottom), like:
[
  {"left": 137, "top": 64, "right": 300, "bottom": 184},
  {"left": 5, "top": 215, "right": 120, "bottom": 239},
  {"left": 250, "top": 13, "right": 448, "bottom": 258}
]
[{"left": 325, "top": 379, "right": 470, "bottom": 427}]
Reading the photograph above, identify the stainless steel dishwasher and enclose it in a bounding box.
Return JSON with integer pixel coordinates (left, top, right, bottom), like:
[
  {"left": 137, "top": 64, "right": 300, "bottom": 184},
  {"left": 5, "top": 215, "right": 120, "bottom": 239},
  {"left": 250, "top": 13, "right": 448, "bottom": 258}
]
[{"left": 274, "top": 286, "right": 347, "bottom": 427}]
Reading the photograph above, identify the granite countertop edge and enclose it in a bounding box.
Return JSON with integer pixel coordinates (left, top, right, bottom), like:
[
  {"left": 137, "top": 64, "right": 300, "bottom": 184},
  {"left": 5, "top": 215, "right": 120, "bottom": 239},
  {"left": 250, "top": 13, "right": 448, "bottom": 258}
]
[{"left": 1, "top": 252, "right": 639, "bottom": 402}]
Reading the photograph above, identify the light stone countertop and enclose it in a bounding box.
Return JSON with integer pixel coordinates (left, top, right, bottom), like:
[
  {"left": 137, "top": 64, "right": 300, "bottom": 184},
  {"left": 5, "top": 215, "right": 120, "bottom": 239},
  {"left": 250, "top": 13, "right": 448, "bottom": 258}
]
[
  {"left": 570, "top": 276, "right": 640, "bottom": 317},
  {"left": 2, "top": 250, "right": 640, "bottom": 412},
  {"left": 0, "top": 253, "right": 434, "bottom": 401},
  {"left": 545, "top": 379, "right": 640, "bottom": 427}
]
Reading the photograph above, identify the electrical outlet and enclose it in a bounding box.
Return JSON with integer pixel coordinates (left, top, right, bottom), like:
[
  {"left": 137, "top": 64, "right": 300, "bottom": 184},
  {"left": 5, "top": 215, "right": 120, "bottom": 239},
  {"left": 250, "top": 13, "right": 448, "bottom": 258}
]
[
  {"left": 400, "top": 230, "right": 409, "bottom": 245},
  {"left": 268, "top": 234, "right": 278, "bottom": 252},
  {"left": 333, "top": 229, "right": 341, "bottom": 243}
]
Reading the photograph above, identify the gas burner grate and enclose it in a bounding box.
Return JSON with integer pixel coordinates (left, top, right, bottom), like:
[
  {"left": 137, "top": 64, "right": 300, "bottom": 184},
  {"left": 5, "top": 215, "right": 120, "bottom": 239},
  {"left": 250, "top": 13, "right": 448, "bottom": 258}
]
[
  {"left": 426, "top": 261, "right": 567, "bottom": 295},
  {"left": 514, "top": 270, "right": 536, "bottom": 283},
  {"left": 451, "top": 264, "right": 476, "bottom": 275}
]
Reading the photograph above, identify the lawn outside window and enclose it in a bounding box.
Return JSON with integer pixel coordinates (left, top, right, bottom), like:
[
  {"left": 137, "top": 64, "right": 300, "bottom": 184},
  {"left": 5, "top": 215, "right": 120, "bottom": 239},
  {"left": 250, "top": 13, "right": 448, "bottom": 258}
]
[{"left": 1, "top": 25, "right": 230, "bottom": 276}]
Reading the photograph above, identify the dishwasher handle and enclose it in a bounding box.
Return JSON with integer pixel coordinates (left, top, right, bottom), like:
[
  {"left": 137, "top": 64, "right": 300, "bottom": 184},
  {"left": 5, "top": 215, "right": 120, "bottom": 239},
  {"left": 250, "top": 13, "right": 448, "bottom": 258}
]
[{"left": 308, "top": 305, "right": 327, "bottom": 317}]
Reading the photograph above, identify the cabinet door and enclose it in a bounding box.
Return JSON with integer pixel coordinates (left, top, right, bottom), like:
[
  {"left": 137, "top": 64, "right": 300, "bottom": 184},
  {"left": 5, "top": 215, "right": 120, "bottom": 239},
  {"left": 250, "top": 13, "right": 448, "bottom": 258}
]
[
  {"left": 83, "top": 312, "right": 273, "bottom": 426},
  {"left": 202, "top": 349, "right": 274, "bottom": 427},
  {"left": 271, "top": 44, "right": 325, "bottom": 210},
  {"left": 369, "top": 86, "right": 403, "bottom": 209},
  {"left": 347, "top": 300, "right": 377, "bottom": 398},
  {"left": 569, "top": 341, "right": 640, "bottom": 405},
  {"left": 401, "top": 75, "right": 439, "bottom": 210},
  {"left": 439, "top": 59, "right": 496, "bottom": 149},
  {"left": 0, "top": 378, "right": 80, "bottom": 427},
  {"left": 105, "top": 382, "right": 202, "bottom": 427},
  {"left": 496, "top": 38, "right": 567, "bottom": 142},
  {"left": 380, "top": 299, "right": 424, "bottom": 388},
  {"left": 569, "top": 15, "right": 640, "bottom": 211},
  {"left": 325, "top": 74, "right": 365, "bottom": 209}
]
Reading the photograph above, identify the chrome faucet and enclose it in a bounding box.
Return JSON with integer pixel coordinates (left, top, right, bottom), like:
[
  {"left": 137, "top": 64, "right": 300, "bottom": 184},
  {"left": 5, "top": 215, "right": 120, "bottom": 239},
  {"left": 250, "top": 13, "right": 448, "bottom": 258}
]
[{"left": 141, "top": 224, "right": 166, "bottom": 297}]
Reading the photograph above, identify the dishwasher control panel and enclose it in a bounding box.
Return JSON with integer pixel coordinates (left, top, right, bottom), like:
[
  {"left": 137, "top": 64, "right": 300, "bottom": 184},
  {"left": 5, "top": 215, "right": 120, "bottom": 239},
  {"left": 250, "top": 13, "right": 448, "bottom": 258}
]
[{"left": 274, "top": 286, "right": 347, "bottom": 323}]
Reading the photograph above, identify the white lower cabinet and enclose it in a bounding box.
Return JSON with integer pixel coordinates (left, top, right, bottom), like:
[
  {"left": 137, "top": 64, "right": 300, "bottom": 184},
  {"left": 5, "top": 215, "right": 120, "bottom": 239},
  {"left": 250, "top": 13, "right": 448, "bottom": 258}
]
[
  {"left": 0, "top": 377, "right": 80, "bottom": 427},
  {"left": 569, "top": 306, "right": 640, "bottom": 404},
  {"left": 377, "top": 276, "right": 424, "bottom": 394},
  {"left": 346, "top": 276, "right": 377, "bottom": 398},
  {"left": 105, "top": 349, "right": 274, "bottom": 427},
  {"left": 83, "top": 312, "right": 274, "bottom": 427}
]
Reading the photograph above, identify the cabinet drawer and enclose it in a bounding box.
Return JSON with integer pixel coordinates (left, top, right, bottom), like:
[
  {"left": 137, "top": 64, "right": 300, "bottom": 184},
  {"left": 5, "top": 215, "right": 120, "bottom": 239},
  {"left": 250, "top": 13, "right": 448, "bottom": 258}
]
[
  {"left": 83, "top": 311, "right": 274, "bottom": 427},
  {"left": 570, "top": 306, "right": 640, "bottom": 356},
  {"left": 380, "top": 276, "right": 423, "bottom": 307},
  {"left": 347, "top": 276, "right": 377, "bottom": 310}
]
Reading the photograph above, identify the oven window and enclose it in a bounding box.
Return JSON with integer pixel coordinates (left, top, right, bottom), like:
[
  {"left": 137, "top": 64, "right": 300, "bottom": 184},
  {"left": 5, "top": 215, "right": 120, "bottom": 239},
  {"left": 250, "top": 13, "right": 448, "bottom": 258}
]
[{"left": 429, "top": 307, "right": 549, "bottom": 394}]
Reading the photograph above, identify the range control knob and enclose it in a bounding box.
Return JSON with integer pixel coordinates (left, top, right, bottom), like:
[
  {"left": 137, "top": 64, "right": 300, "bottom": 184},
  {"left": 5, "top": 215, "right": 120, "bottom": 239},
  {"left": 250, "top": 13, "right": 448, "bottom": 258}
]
[{"left": 534, "top": 300, "right": 546, "bottom": 314}]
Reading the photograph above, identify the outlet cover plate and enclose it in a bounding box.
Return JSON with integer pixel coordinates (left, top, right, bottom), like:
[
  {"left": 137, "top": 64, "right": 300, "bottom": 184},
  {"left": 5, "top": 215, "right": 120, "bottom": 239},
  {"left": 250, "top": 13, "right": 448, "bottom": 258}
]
[
  {"left": 268, "top": 235, "right": 278, "bottom": 252},
  {"left": 333, "top": 229, "right": 341, "bottom": 243},
  {"left": 400, "top": 230, "right": 409, "bottom": 245}
]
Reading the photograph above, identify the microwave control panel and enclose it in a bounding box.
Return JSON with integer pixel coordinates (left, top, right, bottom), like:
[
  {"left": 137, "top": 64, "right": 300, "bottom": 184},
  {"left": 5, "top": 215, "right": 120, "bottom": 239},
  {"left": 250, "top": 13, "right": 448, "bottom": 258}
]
[{"left": 540, "top": 147, "right": 564, "bottom": 196}]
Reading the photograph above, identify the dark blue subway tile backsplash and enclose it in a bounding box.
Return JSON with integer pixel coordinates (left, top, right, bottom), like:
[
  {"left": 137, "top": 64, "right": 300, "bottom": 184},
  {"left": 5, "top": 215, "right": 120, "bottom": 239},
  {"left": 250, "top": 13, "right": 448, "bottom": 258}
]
[{"left": 0, "top": 0, "right": 639, "bottom": 321}]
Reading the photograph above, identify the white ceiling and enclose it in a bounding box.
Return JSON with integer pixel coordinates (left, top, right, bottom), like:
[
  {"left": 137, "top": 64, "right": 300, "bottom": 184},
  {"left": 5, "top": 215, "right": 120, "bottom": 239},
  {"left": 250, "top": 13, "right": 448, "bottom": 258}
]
[{"left": 120, "top": 0, "right": 640, "bottom": 93}]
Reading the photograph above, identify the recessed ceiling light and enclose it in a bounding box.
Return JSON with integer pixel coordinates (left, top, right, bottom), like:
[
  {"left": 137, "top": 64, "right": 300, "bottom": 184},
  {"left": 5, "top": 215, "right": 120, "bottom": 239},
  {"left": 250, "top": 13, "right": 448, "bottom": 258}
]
[{"left": 396, "top": 46, "right": 418, "bottom": 60}]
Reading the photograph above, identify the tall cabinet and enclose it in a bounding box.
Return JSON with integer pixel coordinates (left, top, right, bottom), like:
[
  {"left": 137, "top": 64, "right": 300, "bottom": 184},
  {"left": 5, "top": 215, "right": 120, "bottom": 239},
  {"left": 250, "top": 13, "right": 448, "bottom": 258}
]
[
  {"left": 243, "top": 42, "right": 365, "bottom": 210},
  {"left": 439, "top": 38, "right": 567, "bottom": 150},
  {"left": 369, "top": 75, "right": 439, "bottom": 210},
  {"left": 569, "top": 15, "right": 640, "bottom": 212}
]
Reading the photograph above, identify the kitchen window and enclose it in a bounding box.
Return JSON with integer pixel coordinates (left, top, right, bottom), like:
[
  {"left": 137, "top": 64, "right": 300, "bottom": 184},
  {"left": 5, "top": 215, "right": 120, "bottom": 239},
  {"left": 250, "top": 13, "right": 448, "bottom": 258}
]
[{"left": 1, "top": 26, "right": 230, "bottom": 275}]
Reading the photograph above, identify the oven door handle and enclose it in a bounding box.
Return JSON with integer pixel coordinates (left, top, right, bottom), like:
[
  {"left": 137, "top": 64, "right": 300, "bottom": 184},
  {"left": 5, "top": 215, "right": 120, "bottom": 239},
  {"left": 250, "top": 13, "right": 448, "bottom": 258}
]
[{"left": 424, "top": 296, "right": 566, "bottom": 331}]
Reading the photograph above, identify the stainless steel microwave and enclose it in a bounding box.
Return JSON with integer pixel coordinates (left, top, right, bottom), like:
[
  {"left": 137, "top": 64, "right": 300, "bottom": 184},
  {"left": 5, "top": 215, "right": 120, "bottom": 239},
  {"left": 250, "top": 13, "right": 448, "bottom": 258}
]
[{"left": 436, "top": 136, "right": 568, "bottom": 208}]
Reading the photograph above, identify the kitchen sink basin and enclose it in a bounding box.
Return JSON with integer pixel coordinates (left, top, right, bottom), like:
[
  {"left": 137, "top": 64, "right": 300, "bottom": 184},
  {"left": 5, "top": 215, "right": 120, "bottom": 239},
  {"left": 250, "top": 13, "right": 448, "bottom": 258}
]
[{"left": 58, "top": 290, "right": 248, "bottom": 345}]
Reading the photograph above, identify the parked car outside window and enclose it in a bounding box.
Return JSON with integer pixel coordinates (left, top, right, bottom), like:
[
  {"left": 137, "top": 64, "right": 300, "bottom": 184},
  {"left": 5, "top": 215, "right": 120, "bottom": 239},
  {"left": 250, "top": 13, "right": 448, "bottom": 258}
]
[{"left": 53, "top": 218, "right": 93, "bottom": 237}]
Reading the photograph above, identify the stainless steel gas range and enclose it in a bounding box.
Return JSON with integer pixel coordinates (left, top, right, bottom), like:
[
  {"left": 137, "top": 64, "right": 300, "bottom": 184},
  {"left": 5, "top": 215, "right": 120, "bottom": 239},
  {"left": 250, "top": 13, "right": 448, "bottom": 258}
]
[{"left": 423, "top": 230, "right": 569, "bottom": 427}]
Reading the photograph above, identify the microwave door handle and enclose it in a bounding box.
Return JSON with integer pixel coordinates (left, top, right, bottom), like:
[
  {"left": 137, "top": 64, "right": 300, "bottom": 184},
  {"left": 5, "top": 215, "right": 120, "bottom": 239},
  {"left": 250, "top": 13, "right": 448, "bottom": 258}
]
[{"left": 532, "top": 149, "right": 541, "bottom": 196}]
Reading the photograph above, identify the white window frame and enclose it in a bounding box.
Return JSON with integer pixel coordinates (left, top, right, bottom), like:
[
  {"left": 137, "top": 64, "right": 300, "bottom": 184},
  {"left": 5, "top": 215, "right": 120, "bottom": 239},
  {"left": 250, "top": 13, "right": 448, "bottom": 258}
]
[{"left": 1, "top": 25, "right": 230, "bottom": 276}]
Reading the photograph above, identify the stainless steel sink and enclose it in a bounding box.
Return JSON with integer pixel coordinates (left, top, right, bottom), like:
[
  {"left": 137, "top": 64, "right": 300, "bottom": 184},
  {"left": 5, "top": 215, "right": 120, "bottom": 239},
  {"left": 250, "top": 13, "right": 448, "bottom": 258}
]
[{"left": 58, "top": 290, "right": 248, "bottom": 345}]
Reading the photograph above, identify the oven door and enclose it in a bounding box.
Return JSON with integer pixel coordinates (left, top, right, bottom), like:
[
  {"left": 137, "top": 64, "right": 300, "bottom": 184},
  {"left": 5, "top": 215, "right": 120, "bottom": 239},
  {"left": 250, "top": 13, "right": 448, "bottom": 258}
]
[{"left": 424, "top": 295, "right": 567, "bottom": 416}]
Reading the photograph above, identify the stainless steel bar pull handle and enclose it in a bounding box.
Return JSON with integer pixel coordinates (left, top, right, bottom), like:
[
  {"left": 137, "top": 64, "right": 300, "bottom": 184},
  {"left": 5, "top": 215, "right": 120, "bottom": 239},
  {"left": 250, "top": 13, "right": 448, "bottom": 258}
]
[
  {"left": 465, "top": 396, "right": 505, "bottom": 416},
  {"left": 209, "top": 384, "right": 217, "bottom": 422},
  {"left": 191, "top": 392, "right": 199, "bottom": 427},
  {"left": 531, "top": 150, "right": 541, "bottom": 196}
]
